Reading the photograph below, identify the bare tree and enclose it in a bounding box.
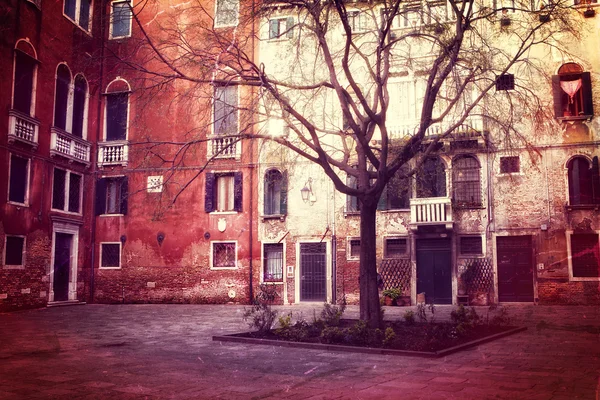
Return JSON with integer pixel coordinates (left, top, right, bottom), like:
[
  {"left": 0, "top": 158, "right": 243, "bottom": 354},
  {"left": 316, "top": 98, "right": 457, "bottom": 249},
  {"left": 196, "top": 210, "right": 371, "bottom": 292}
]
[{"left": 108, "top": 0, "right": 580, "bottom": 327}]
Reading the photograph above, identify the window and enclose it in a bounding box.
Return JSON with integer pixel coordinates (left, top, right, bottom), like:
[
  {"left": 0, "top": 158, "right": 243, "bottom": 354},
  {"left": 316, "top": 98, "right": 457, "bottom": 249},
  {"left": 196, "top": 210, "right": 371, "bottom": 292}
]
[
  {"left": 567, "top": 156, "right": 600, "bottom": 206},
  {"left": 347, "top": 11, "right": 366, "bottom": 32},
  {"left": 380, "top": 166, "right": 411, "bottom": 210},
  {"left": 496, "top": 73, "right": 514, "bottom": 91},
  {"left": 212, "top": 242, "right": 236, "bottom": 269},
  {"left": 264, "top": 169, "right": 287, "bottom": 215},
  {"left": 416, "top": 156, "right": 446, "bottom": 198},
  {"left": 384, "top": 238, "right": 408, "bottom": 258},
  {"left": 346, "top": 172, "right": 360, "bottom": 213},
  {"left": 453, "top": 155, "right": 481, "bottom": 207},
  {"left": 147, "top": 176, "right": 163, "bottom": 193},
  {"left": 96, "top": 177, "right": 128, "bottom": 215},
  {"left": 552, "top": 63, "right": 594, "bottom": 119},
  {"left": 500, "top": 156, "right": 519, "bottom": 174},
  {"left": 570, "top": 234, "right": 600, "bottom": 278},
  {"left": 205, "top": 172, "right": 243, "bottom": 213},
  {"left": 263, "top": 243, "right": 283, "bottom": 282},
  {"left": 64, "top": 0, "right": 92, "bottom": 31},
  {"left": 348, "top": 238, "right": 361, "bottom": 259},
  {"left": 213, "top": 86, "right": 237, "bottom": 135},
  {"left": 54, "top": 65, "right": 71, "bottom": 131},
  {"left": 106, "top": 92, "right": 129, "bottom": 141},
  {"left": 4, "top": 236, "right": 25, "bottom": 267},
  {"left": 401, "top": 6, "right": 423, "bottom": 28},
  {"left": 52, "top": 168, "right": 82, "bottom": 213},
  {"left": 574, "top": 0, "right": 598, "bottom": 4},
  {"left": 8, "top": 154, "right": 29, "bottom": 205},
  {"left": 12, "top": 49, "right": 37, "bottom": 116},
  {"left": 100, "top": 243, "right": 121, "bottom": 268},
  {"left": 72, "top": 75, "right": 88, "bottom": 138},
  {"left": 269, "top": 17, "right": 294, "bottom": 39},
  {"left": 110, "top": 0, "right": 132, "bottom": 39},
  {"left": 459, "top": 236, "right": 483, "bottom": 256},
  {"left": 214, "top": 0, "right": 238, "bottom": 27}
]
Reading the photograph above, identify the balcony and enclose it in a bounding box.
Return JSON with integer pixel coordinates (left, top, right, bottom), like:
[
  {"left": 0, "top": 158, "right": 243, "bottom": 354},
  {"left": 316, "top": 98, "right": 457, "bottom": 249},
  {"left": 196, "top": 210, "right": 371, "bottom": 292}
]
[
  {"left": 8, "top": 109, "right": 39, "bottom": 149},
  {"left": 50, "top": 127, "right": 91, "bottom": 166},
  {"left": 387, "top": 116, "right": 485, "bottom": 141},
  {"left": 210, "top": 136, "right": 238, "bottom": 159},
  {"left": 98, "top": 141, "right": 128, "bottom": 167},
  {"left": 410, "top": 197, "right": 453, "bottom": 230}
]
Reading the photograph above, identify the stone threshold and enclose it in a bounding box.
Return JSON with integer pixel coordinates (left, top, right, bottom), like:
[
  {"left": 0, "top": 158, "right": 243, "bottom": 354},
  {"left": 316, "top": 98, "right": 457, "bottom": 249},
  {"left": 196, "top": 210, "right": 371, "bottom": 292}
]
[
  {"left": 213, "top": 326, "right": 527, "bottom": 358},
  {"left": 47, "top": 300, "right": 87, "bottom": 308}
]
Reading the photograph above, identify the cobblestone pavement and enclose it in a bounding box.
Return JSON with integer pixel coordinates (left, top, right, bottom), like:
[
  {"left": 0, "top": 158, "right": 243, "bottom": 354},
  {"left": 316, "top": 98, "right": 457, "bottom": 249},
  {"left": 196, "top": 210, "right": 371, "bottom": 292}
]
[{"left": 0, "top": 304, "right": 599, "bottom": 399}]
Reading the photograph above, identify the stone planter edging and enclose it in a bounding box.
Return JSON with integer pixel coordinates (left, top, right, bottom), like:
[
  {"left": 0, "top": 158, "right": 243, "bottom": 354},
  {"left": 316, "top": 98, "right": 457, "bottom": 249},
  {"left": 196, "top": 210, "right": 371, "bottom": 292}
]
[{"left": 212, "top": 326, "right": 527, "bottom": 358}]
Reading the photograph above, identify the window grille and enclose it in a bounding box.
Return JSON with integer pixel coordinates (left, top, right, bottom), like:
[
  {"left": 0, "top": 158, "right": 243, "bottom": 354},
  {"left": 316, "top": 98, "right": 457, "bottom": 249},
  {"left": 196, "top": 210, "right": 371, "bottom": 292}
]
[
  {"left": 385, "top": 238, "right": 407, "bottom": 258},
  {"left": 213, "top": 242, "right": 236, "bottom": 268},
  {"left": 453, "top": 155, "right": 481, "bottom": 207},
  {"left": 500, "top": 156, "right": 519, "bottom": 174},
  {"left": 349, "top": 239, "right": 361, "bottom": 258},
  {"left": 101, "top": 243, "right": 121, "bottom": 268},
  {"left": 496, "top": 74, "right": 515, "bottom": 91},
  {"left": 460, "top": 236, "right": 483, "bottom": 255},
  {"left": 263, "top": 244, "right": 283, "bottom": 282}
]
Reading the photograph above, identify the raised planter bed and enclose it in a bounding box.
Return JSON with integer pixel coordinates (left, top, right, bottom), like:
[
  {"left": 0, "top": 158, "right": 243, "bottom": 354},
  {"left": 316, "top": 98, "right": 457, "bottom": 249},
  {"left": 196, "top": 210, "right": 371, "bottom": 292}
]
[{"left": 213, "top": 325, "right": 527, "bottom": 358}]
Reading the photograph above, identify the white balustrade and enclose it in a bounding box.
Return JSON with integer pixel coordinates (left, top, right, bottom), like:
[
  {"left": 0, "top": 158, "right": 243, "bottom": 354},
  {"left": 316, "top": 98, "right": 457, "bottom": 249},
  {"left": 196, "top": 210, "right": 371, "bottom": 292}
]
[
  {"left": 410, "top": 197, "right": 453, "bottom": 227},
  {"left": 211, "top": 136, "right": 238, "bottom": 158},
  {"left": 8, "top": 110, "right": 39, "bottom": 147},
  {"left": 50, "top": 127, "right": 91, "bottom": 165},
  {"left": 98, "top": 141, "right": 128, "bottom": 166}
]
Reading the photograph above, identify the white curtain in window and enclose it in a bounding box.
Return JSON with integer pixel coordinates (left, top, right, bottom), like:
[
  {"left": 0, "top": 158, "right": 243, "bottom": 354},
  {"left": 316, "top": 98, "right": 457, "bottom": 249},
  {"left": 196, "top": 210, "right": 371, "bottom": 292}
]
[{"left": 561, "top": 79, "right": 582, "bottom": 104}]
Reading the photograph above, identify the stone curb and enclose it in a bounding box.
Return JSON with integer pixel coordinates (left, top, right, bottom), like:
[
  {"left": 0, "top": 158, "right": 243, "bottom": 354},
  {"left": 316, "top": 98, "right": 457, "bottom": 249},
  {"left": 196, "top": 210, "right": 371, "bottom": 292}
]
[{"left": 212, "top": 326, "right": 527, "bottom": 358}]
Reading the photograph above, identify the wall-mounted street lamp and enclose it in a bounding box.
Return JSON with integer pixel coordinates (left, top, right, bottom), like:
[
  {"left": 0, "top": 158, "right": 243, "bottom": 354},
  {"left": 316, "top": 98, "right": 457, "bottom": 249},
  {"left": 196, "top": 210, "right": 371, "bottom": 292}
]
[{"left": 300, "top": 178, "right": 316, "bottom": 205}]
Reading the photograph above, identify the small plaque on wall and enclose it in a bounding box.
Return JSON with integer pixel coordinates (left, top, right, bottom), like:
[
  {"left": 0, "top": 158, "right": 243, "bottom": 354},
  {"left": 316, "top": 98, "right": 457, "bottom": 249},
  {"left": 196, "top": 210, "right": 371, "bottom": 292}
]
[{"left": 287, "top": 265, "right": 294, "bottom": 278}]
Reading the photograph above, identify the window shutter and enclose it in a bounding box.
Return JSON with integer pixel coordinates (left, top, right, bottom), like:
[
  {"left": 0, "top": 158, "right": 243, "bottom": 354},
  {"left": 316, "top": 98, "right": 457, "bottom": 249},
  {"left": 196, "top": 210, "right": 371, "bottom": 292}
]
[
  {"left": 581, "top": 72, "right": 594, "bottom": 117},
  {"left": 593, "top": 156, "right": 600, "bottom": 204},
  {"left": 234, "top": 171, "right": 243, "bottom": 212},
  {"left": 377, "top": 184, "right": 387, "bottom": 210},
  {"left": 95, "top": 178, "right": 107, "bottom": 215},
  {"left": 280, "top": 170, "right": 288, "bottom": 215},
  {"left": 269, "top": 19, "right": 278, "bottom": 38},
  {"left": 263, "top": 174, "right": 270, "bottom": 215},
  {"left": 205, "top": 172, "right": 215, "bottom": 213},
  {"left": 120, "top": 177, "right": 128, "bottom": 215},
  {"left": 286, "top": 17, "right": 294, "bottom": 38},
  {"left": 551, "top": 75, "right": 564, "bottom": 118}
]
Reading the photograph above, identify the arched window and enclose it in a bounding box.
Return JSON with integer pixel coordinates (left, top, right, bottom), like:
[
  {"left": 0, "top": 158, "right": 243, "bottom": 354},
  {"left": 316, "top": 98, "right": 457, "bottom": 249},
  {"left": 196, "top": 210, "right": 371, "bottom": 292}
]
[
  {"left": 552, "top": 63, "right": 593, "bottom": 119},
  {"left": 416, "top": 156, "right": 446, "bottom": 198},
  {"left": 105, "top": 79, "right": 130, "bottom": 141},
  {"left": 453, "top": 155, "right": 481, "bottom": 207},
  {"left": 12, "top": 41, "right": 38, "bottom": 116},
  {"left": 54, "top": 64, "right": 71, "bottom": 131},
  {"left": 568, "top": 156, "right": 599, "bottom": 206},
  {"left": 72, "top": 75, "right": 88, "bottom": 138},
  {"left": 264, "top": 169, "right": 287, "bottom": 215}
]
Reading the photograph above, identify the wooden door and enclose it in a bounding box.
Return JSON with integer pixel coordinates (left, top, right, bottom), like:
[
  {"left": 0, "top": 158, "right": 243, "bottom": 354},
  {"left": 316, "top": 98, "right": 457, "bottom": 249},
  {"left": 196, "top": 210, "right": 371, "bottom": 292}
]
[
  {"left": 497, "top": 236, "right": 534, "bottom": 302},
  {"left": 416, "top": 238, "right": 452, "bottom": 304}
]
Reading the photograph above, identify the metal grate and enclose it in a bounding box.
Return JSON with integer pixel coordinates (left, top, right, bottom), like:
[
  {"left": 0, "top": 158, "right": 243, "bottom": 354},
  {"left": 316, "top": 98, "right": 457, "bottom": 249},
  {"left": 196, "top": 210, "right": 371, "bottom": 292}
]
[
  {"left": 384, "top": 238, "right": 407, "bottom": 258},
  {"left": 500, "top": 156, "right": 519, "bottom": 173},
  {"left": 379, "top": 258, "right": 411, "bottom": 294},
  {"left": 213, "top": 242, "right": 236, "bottom": 268},
  {"left": 349, "top": 239, "right": 361, "bottom": 258},
  {"left": 571, "top": 234, "right": 600, "bottom": 278},
  {"left": 101, "top": 243, "right": 121, "bottom": 268},
  {"left": 459, "top": 236, "right": 483, "bottom": 255},
  {"left": 462, "top": 258, "right": 494, "bottom": 294}
]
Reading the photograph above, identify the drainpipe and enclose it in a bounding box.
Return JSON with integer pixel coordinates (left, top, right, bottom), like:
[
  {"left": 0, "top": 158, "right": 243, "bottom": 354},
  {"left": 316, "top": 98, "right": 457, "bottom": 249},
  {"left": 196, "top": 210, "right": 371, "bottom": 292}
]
[
  {"left": 330, "top": 179, "right": 337, "bottom": 304},
  {"left": 247, "top": 0, "right": 256, "bottom": 303},
  {"left": 89, "top": 0, "right": 106, "bottom": 303}
]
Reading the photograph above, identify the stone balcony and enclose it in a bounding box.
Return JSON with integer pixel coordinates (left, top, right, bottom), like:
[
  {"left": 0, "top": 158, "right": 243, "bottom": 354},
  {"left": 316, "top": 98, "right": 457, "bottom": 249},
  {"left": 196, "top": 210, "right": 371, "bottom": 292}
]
[
  {"left": 387, "top": 116, "right": 485, "bottom": 140},
  {"left": 50, "top": 127, "right": 91, "bottom": 166},
  {"left": 210, "top": 136, "right": 239, "bottom": 159},
  {"left": 8, "top": 109, "right": 39, "bottom": 149},
  {"left": 98, "top": 141, "right": 128, "bottom": 167},
  {"left": 410, "top": 196, "right": 453, "bottom": 230}
]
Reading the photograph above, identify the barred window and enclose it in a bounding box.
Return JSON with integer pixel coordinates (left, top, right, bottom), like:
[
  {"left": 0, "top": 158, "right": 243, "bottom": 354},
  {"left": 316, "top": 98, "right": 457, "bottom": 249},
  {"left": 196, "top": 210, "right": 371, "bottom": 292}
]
[
  {"left": 384, "top": 238, "right": 408, "bottom": 258},
  {"left": 101, "top": 243, "right": 121, "bottom": 268},
  {"left": 571, "top": 234, "right": 600, "bottom": 278},
  {"left": 459, "top": 236, "right": 483, "bottom": 255},
  {"left": 453, "top": 155, "right": 481, "bottom": 207},
  {"left": 500, "top": 156, "right": 519, "bottom": 174},
  {"left": 263, "top": 243, "right": 283, "bottom": 282},
  {"left": 348, "top": 239, "right": 361, "bottom": 259},
  {"left": 212, "top": 242, "right": 236, "bottom": 269}
]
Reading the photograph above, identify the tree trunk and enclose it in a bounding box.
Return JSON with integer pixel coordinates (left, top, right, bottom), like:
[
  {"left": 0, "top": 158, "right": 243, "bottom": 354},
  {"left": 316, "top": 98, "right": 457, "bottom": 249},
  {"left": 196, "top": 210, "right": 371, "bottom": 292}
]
[{"left": 359, "top": 200, "right": 381, "bottom": 328}]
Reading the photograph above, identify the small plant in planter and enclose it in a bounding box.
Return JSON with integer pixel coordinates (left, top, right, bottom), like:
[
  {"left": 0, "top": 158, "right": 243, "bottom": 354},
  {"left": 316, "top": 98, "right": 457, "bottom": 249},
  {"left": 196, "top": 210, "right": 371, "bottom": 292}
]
[{"left": 382, "top": 288, "right": 402, "bottom": 306}]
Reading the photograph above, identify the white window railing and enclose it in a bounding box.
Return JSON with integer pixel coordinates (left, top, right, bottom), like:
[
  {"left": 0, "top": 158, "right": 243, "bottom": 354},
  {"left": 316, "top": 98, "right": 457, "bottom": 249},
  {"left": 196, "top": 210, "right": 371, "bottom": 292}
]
[
  {"left": 50, "top": 127, "right": 91, "bottom": 165},
  {"left": 387, "top": 116, "right": 484, "bottom": 139},
  {"left": 210, "top": 136, "right": 238, "bottom": 159},
  {"left": 8, "top": 109, "right": 39, "bottom": 148},
  {"left": 410, "top": 196, "right": 453, "bottom": 227},
  {"left": 98, "top": 141, "right": 128, "bottom": 166}
]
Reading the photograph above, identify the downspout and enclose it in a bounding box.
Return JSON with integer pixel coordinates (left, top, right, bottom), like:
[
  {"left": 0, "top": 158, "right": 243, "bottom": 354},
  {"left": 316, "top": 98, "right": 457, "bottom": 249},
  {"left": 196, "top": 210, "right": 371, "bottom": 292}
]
[
  {"left": 331, "top": 180, "right": 337, "bottom": 304},
  {"left": 89, "top": 0, "right": 106, "bottom": 303},
  {"left": 248, "top": 0, "right": 256, "bottom": 303}
]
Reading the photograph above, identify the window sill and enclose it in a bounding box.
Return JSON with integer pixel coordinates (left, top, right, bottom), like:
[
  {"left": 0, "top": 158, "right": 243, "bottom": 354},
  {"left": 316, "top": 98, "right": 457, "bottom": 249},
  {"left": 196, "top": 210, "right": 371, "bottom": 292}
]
[
  {"left": 262, "top": 280, "right": 284, "bottom": 284},
  {"left": 3, "top": 265, "right": 25, "bottom": 270},
  {"left": 565, "top": 204, "right": 600, "bottom": 211},
  {"left": 498, "top": 172, "right": 523, "bottom": 177},
  {"left": 99, "top": 213, "right": 125, "bottom": 217},
  {"left": 210, "top": 267, "right": 239, "bottom": 270},
  {"left": 347, "top": 257, "right": 360, "bottom": 261},
  {"left": 458, "top": 254, "right": 485, "bottom": 258},
  {"left": 382, "top": 256, "right": 410, "bottom": 260},
  {"left": 345, "top": 211, "right": 360, "bottom": 217},
  {"left": 261, "top": 214, "right": 286, "bottom": 222},
  {"left": 214, "top": 23, "right": 239, "bottom": 29},
  {"left": 570, "top": 276, "right": 600, "bottom": 281},
  {"left": 51, "top": 209, "right": 83, "bottom": 216},
  {"left": 99, "top": 266, "right": 121, "bottom": 270},
  {"left": 379, "top": 208, "right": 410, "bottom": 213},
  {"left": 109, "top": 34, "right": 132, "bottom": 40},
  {"left": 453, "top": 204, "right": 485, "bottom": 210},
  {"left": 210, "top": 211, "right": 238, "bottom": 215},
  {"left": 63, "top": 14, "right": 92, "bottom": 37},
  {"left": 7, "top": 201, "right": 29, "bottom": 208},
  {"left": 557, "top": 115, "right": 593, "bottom": 122}
]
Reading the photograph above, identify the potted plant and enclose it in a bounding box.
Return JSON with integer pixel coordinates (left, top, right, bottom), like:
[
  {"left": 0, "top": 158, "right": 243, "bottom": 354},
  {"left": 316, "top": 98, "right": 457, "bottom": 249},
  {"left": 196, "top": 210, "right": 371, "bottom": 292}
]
[{"left": 382, "top": 288, "right": 402, "bottom": 306}]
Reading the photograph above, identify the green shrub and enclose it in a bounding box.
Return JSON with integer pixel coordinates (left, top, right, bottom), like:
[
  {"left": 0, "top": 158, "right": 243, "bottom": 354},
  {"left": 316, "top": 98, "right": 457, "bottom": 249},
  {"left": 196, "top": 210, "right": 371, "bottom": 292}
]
[
  {"left": 321, "top": 326, "right": 345, "bottom": 344},
  {"left": 383, "top": 327, "right": 396, "bottom": 347},
  {"left": 243, "top": 303, "right": 277, "bottom": 333},
  {"left": 320, "top": 302, "right": 346, "bottom": 327},
  {"left": 403, "top": 310, "right": 415, "bottom": 325}
]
